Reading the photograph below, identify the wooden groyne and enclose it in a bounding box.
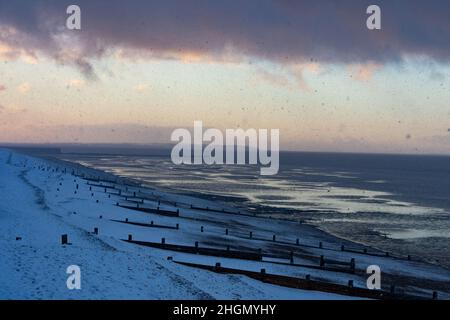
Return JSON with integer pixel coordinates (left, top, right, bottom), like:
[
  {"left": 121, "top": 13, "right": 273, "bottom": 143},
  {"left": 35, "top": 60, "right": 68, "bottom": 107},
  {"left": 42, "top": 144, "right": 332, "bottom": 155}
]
[
  {"left": 110, "top": 219, "right": 179, "bottom": 230},
  {"left": 172, "top": 260, "right": 430, "bottom": 300},
  {"left": 116, "top": 203, "right": 180, "bottom": 217},
  {"left": 123, "top": 238, "right": 355, "bottom": 274},
  {"left": 122, "top": 238, "right": 262, "bottom": 261}
]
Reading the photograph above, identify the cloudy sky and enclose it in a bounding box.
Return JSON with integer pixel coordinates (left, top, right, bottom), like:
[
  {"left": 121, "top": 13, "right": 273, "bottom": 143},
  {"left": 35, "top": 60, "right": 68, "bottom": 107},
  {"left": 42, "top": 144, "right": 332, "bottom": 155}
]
[{"left": 0, "top": 0, "right": 449, "bottom": 154}]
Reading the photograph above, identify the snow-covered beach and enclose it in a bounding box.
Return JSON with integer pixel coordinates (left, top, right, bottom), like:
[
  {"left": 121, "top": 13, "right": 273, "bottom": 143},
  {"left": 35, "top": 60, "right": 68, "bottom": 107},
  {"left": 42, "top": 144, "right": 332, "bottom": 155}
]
[{"left": 1, "top": 148, "right": 449, "bottom": 300}]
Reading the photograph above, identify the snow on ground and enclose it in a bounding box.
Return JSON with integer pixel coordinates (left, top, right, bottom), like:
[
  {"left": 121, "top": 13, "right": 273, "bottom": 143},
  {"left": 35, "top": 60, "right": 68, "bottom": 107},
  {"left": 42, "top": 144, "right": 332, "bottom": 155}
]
[
  {"left": 0, "top": 149, "right": 351, "bottom": 299},
  {"left": 1, "top": 148, "right": 449, "bottom": 299}
]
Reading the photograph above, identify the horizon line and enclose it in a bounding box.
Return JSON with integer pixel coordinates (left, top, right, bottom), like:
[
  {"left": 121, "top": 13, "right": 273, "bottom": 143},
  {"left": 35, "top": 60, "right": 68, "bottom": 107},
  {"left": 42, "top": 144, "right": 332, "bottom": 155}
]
[{"left": 1, "top": 143, "right": 450, "bottom": 158}]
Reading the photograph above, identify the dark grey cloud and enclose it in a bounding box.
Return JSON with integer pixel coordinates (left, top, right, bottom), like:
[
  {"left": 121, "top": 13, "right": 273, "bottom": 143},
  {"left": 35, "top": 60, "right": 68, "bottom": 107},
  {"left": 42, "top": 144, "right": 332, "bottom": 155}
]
[{"left": 0, "top": 0, "right": 449, "bottom": 75}]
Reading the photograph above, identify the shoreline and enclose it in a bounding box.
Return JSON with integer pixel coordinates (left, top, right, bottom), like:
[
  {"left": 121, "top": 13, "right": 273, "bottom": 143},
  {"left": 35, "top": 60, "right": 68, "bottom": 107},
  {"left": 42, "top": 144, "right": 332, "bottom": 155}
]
[
  {"left": 1, "top": 148, "right": 450, "bottom": 299},
  {"left": 37, "top": 152, "right": 450, "bottom": 285},
  {"left": 45, "top": 153, "right": 390, "bottom": 257}
]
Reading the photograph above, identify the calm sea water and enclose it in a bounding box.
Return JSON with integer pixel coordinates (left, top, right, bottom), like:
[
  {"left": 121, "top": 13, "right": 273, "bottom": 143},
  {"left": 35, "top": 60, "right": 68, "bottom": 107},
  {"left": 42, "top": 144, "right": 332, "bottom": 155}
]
[{"left": 55, "top": 151, "right": 450, "bottom": 266}]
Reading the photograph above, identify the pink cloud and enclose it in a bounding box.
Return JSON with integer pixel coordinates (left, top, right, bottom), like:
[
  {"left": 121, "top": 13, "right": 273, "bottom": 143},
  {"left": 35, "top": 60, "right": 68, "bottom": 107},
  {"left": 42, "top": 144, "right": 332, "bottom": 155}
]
[{"left": 348, "top": 62, "right": 382, "bottom": 82}]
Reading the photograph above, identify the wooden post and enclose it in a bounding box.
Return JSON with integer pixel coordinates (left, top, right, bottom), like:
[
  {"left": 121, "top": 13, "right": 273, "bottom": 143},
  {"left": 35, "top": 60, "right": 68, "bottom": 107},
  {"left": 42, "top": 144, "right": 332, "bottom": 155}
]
[
  {"left": 272, "top": 234, "right": 276, "bottom": 242},
  {"left": 363, "top": 248, "right": 367, "bottom": 254},
  {"left": 161, "top": 238, "right": 165, "bottom": 245},
  {"left": 176, "top": 223, "right": 179, "bottom": 230},
  {"left": 319, "top": 241, "right": 323, "bottom": 249},
  {"left": 61, "top": 234, "right": 68, "bottom": 245},
  {"left": 260, "top": 268, "right": 266, "bottom": 275},
  {"left": 94, "top": 227, "right": 98, "bottom": 235},
  {"left": 348, "top": 280, "right": 354, "bottom": 288},
  {"left": 125, "top": 218, "right": 128, "bottom": 222},
  {"left": 215, "top": 262, "right": 221, "bottom": 270},
  {"left": 195, "top": 241, "right": 199, "bottom": 250},
  {"left": 201, "top": 226, "right": 204, "bottom": 233},
  {"left": 341, "top": 245, "right": 345, "bottom": 251},
  {"left": 151, "top": 221, "right": 154, "bottom": 225},
  {"left": 350, "top": 258, "right": 355, "bottom": 272},
  {"left": 407, "top": 255, "right": 411, "bottom": 261},
  {"left": 290, "top": 251, "right": 294, "bottom": 264},
  {"left": 128, "top": 234, "right": 132, "bottom": 241},
  {"left": 296, "top": 238, "right": 299, "bottom": 245},
  {"left": 225, "top": 228, "right": 229, "bottom": 235},
  {"left": 249, "top": 231, "right": 253, "bottom": 239},
  {"left": 320, "top": 255, "right": 325, "bottom": 267}
]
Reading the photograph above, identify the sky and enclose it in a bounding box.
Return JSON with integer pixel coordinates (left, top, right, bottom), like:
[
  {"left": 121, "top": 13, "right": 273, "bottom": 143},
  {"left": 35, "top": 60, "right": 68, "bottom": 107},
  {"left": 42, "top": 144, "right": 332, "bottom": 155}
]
[{"left": 0, "top": 0, "right": 449, "bottom": 154}]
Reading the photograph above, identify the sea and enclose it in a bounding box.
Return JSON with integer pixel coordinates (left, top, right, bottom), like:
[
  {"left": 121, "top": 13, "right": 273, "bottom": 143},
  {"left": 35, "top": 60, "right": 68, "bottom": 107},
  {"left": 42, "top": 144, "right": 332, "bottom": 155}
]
[{"left": 50, "top": 149, "right": 450, "bottom": 267}]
